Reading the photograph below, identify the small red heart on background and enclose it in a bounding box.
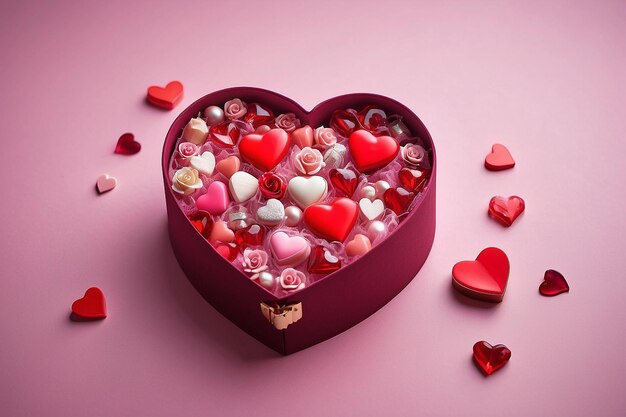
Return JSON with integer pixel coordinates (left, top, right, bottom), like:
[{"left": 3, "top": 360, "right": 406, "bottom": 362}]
[
  {"left": 114, "top": 133, "right": 141, "bottom": 155},
  {"left": 71, "top": 287, "right": 107, "bottom": 319},
  {"left": 473, "top": 341, "right": 511, "bottom": 375},
  {"left": 238, "top": 128, "right": 291, "bottom": 171},
  {"left": 488, "top": 195, "right": 525, "bottom": 227},
  {"left": 539, "top": 269, "right": 569, "bottom": 296},
  {"left": 348, "top": 129, "right": 399, "bottom": 173},
  {"left": 147, "top": 81, "right": 184, "bottom": 110},
  {"left": 452, "top": 247, "right": 510, "bottom": 302},
  {"left": 484, "top": 144, "right": 515, "bottom": 171},
  {"left": 304, "top": 198, "right": 358, "bottom": 242}
]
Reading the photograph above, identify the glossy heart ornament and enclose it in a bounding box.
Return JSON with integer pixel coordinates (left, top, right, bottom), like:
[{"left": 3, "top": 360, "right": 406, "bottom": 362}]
[
  {"left": 473, "top": 341, "right": 511, "bottom": 375},
  {"left": 147, "top": 81, "right": 184, "bottom": 110},
  {"left": 348, "top": 129, "right": 400, "bottom": 173},
  {"left": 304, "top": 198, "right": 359, "bottom": 242},
  {"left": 452, "top": 247, "right": 510, "bottom": 302},
  {"left": 71, "top": 287, "right": 107, "bottom": 319},
  {"left": 488, "top": 195, "right": 525, "bottom": 227},
  {"left": 238, "top": 128, "right": 291, "bottom": 171},
  {"left": 539, "top": 269, "right": 569, "bottom": 296},
  {"left": 485, "top": 144, "right": 515, "bottom": 171},
  {"left": 162, "top": 87, "right": 437, "bottom": 355},
  {"left": 114, "top": 133, "right": 141, "bottom": 155}
]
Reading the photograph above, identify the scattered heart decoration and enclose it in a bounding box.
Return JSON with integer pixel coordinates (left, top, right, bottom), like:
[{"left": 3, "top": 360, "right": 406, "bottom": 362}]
[
  {"left": 488, "top": 195, "right": 525, "bottom": 227},
  {"left": 473, "top": 341, "right": 511, "bottom": 375},
  {"left": 114, "top": 133, "right": 141, "bottom": 155},
  {"left": 539, "top": 269, "right": 569, "bottom": 296},
  {"left": 484, "top": 144, "right": 515, "bottom": 171},
  {"left": 452, "top": 247, "right": 510, "bottom": 302},
  {"left": 71, "top": 287, "right": 107, "bottom": 319},
  {"left": 147, "top": 81, "right": 184, "bottom": 110},
  {"left": 96, "top": 174, "right": 117, "bottom": 194}
]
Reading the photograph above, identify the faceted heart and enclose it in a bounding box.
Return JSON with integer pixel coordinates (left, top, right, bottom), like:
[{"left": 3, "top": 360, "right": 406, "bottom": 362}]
[
  {"left": 189, "top": 212, "right": 214, "bottom": 240},
  {"left": 485, "top": 144, "right": 515, "bottom": 171},
  {"left": 147, "top": 81, "right": 183, "bottom": 110},
  {"left": 244, "top": 102, "right": 275, "bottom": 127},
  {"left": 348, "top": 129, "right": 399, "bottom": 173},
  {"left": 329, "top": 168, "right": 359, "bottom": 197},
  {"left": 488, "top": 195, "right": 525, "bottom": 227},
  {"left": 303, "top": 198, "right": 358, "bottom": 242},
  {"left": 452, "top": 247, "right": 510, "bottom": 303},
  {"left": 383, "top": 187, "right": 415, "bottom": 215},
  {"left": 238, "top": 128, "right": 291, "bottom": 171},
  {"left": 114, "top": 133, "right": 141, "bottom": 155},
  {"left": 209, "top": 122, "right": 242, "bottom": 148},
  {"left": 71, "top": 287, "right": 107, "bottom": 319},
  {"left": 330, "top": 109, "right": 361, "bottom": 137},
  {"left": 399, "top": 167, "right": 430, "bottom": 193},
  {"left": 307, "top": 246, "right": 341, "bottom": 274},
  {"left": 473, "top": 341, "right": 511, "bottom": 375},
  {"left": 539, "top": 269, "right": 569, "bottom": 296},
  {"left": 357, "top": 105, "right": 387, "bottom": 131},
  {"left": 234, "top": 224, "right": 266, "bottom": 248}
]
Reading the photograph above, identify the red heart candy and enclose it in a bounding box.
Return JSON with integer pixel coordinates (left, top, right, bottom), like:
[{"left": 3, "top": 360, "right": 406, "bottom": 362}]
[
  {"left": 114, "top": 133, "right": 141, "bottom": 155},
  {"left": 539, "top": 269, "right": 569, "bottom": 296},
  {"left": 209, "top": 122, "right": 242, "bottom": 148},
  {"left": 304, "top": 198, "right": 358, "bottom": 242},
  {"left": 357, "top": 105, "right": 387, "bottom": 131},
  {"left": 473, "top": 341, "right": 511, "bottom": 375},
  {"left": 488, "top": 195, "right": 525, "bottom": 227},
  {"left": 238, "top": 128, "right": 291, "bottom": 171},
  {"left": 348, "top": 129, "right": 400, "bottom": 173},
  {"left": 383, "top": 187, "right": 415, "bottom": 215},
  {"left": 330, "top": 109, "right": 361, "bottom": 137},
  {"left": 71, "top": 287, "right": 107, "bottom": 319},
  {"left": 329, "top": 168, "right": 359, "bottom": 197},
  {"left": 189, "top": 212, "right": 214, "bottom": 240},
  {"left": 307, "top": 246, "right": 342, "bottom": 274},
  {"left": 398, "top": 167, "right": 430, "bottom": 192},
  {"left": 485, "top": 144, "right": 515, "bottom": 171},
  {"left": 147, "top": 81, "right": 184, "bottom": 110},
  {"left": 234, "top": 224, "right": 266, "bottom": 248},
  {"left": 452, "top": 247, "right": 510, "bottom": 302},
  {"left": 244, "top": 102, "right": 275, "bottom": 127}
]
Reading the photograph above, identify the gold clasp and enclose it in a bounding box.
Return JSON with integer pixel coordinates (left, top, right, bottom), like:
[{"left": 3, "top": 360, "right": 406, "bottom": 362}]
[{"left": 260, "top": 302, "right": 303, "bottom": 330}]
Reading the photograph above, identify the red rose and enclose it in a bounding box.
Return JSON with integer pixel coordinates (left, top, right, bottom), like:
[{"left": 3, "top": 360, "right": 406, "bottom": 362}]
[{"left": 258, "top": 172, "right": 286, "bottom": 199}]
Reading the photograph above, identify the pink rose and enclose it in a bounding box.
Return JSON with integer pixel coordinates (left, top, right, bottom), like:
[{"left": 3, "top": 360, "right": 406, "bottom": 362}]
[
  {"left": 293, "top": 147, "right": 325, "bottom": 175},
  {"left": 242, "top": 248, "right": 269, "bottom": 280},
  {"left": 224, "top": 98, "right": 247, "bottom": 120},
  {"left": 400, "top": 144, "right": 429, "bottom": 168},
  {"left": 279, "top": 268, "right": 305, "bottom": 291},
  {"left": 275, "top": 113, "right": 301, "bottom": 132},
  {"left": 314, "top": 127, "right": 338, "bottom": 149},
  {"left": 177, "top": 142, "right": 199, "bottom": 163}
]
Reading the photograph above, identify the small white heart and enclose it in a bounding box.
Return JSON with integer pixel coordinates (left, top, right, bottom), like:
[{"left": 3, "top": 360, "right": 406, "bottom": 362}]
[
  {"left": 229, "top": 171, "right": 258, "bottom": 203},
  {"left": 287, "top": 176, "right": 328, "bottom": 208},
  {"left": 96, "top": 174, "right": 117, "bottom": 194},
  {"left": 190, "top": 151, "right": 216, "bottom": 175},
  {"left": 359, "top": 198, "right": 384, "bottom": 221},
  {"left": 257, "top": 199, "right": 285, "bottom": 225}
]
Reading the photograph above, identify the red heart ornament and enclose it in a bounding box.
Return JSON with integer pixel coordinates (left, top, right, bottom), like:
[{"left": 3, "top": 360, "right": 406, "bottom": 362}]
[
  {"left": 209, "top": 122, "right": 242, "bottom": 148},
  {"left": 398, "top": 167, "right": 430, "bottom": 192},
  {"left": 147, "top": 81, "right": 184, "bottom": 110},
  {"left": 244, "top": 103, "right": 275, "bottom": 127},
  {"left": 539, "top": 269, "right": 569, "bottom": 296},
  {"left": 485, "top": 144, "right": 515, "bottom": 171},
  {"left": 304, "top": 198, "right": 358, "bottom": 242},
  {"left": 488, "top": 195, "right": 525, "bottom": 227},
  {"left": 71, "top": 287, "right": 107, "bottom": 319},
  {"left": 114, "top": 133, "right": 141, "bottom": 155},
  {"left": 452, "top": 247, "right": 510, "bottom": 302},
  {"left": 383, "top": 187, "right": 415, "bottom": 215},
  {"left": 329, "top": 168, "right": 359, "bottom": 197},
  {"left": 238, "top": 128, "right": 291, "bottom": 171},
  {"left": 473, "top": 341, "right": 511, "bottom": 375},
  {"left": 348, "top": 129, "right": 400, "bottom": 173},
  {"left": 307, "top": 246, "right": 342, "bottom": 274}
]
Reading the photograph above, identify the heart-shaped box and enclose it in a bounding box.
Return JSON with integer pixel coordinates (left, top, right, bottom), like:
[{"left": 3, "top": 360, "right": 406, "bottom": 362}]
[{"left": 161, "top": 87, "right": 437, "bottom": 355}]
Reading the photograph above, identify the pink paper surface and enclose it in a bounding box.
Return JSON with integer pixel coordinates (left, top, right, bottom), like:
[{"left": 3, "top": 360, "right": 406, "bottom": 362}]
[{"left": 1, "top": 0, "right": 625, "bottom": 416}]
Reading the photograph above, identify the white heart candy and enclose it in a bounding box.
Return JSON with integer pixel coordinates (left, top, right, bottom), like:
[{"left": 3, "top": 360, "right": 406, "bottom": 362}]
[
  {"left": 256, "top": 199, "right": 285, "bottom": 225},
  {"left": 229, "top": 171, "right": 258, "bottom": 203},
  {"left": 287, "top": 176, "right": 328, "bottom": 208},
  {"left": 359, "top": 198, "right": 385, "bottom": 221},
  {"left": 190, "top": 151, "right": 215, "bottom": 175}
]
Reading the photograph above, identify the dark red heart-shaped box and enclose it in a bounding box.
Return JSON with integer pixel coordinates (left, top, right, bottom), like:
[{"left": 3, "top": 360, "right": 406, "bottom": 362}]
[{"left": 161, "top": 87, "right": 437, "bottom": 355}]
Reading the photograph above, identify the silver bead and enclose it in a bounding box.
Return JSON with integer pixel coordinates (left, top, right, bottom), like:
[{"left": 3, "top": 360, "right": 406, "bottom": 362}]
[
  {"left": 284, "top": 206, "right": 303, "bottom": 227},
  {"left": 258, "top": 271, "right": 275, "bottom": 288},
  {"left": 203, "top": 105, "right": 225, "bottom": 125},
  {"left": 367, "top": 220, "right": 386, "bottom": 242}
]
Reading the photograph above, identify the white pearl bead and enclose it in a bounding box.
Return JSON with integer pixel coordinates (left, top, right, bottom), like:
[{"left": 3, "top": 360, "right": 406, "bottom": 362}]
[
  {"left": 374, "top": 180, "right": 390, "bottom": 197},
  {"left": 367, "top": 220, "right": 386, "bottom": 242},
  {"left": 203, "top": 105, "right": 225, "bottom": 125},
  {"left": 258, "top": 271, "right": 274, "bottom": 288},
  {"left": 284, "top": 206, "right": 303, "bottom": 227},
  {"left": 361, "top": 185, "right": 376, "bottom": 200}
]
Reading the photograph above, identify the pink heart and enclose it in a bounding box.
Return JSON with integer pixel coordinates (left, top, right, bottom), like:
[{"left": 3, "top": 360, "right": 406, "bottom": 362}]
[
  {"left": 345, "top": 234, "right": 372, "bottom": 256},
  {"left": 269, "top": 231, "right": 311, "bottom": 266},
  {"left": 291, "top": 125, "right": 313, "bottom": 149},
  {"left": 96, "top": 174, "right": 117, "bottom": 194},
  {"left": 196, "top": 181, "right": 230, "bottom": 215},
  {"left": 216, "top": 156, "right": 240, "bottom": 179},
  {"left": 208, "top": 221, "right": 234, "bottom": 245}
]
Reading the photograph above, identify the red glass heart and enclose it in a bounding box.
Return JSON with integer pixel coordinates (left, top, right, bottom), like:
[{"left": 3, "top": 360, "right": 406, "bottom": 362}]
[
  {"left": 330, "top": 109, "right": 361, "bottom": 137},
  {"left": 539, "top": 269, "right": 569, "bottom": 296},
  {"left": 234, "top": 224, "right": 266, "bottom": 248},
  {"left": 357, "top": 105, "right": 387, "bottom": 131},
  {"left": 209, "top": 122, "right": 242, "bottom": 148},
  {"left": 114, "top": 133, "right": 141, "bottom": 155},
  {"left": 307, "top": 246, "right": 342, "bottom": 274},
  {"left": 304, "top": 198, "right": 359, "bottom": 242},
  {"left": 214, "top": 243, "right": 238, "bottom": 261},
  {"left": 238, "top": 128, "right": 291, "bottom": 171},
  {"left": 383, "top": 187, "right": 415, "bottom": 215},
  {"left": 398, "top": 167, "right": 430, "bottom": 193},
  {"left": 348, "top": 129, "right": 400, "bottom": 173},
  {"left": 189, "top": 212, "right": 214, "bottom": 240},
  {"left": 244, "top": 103, "right": 275, "bottom": 127},
  {"left": 488, "top": 195, "right": 525, "bottom": 227},
  {"left": 329, "top": 168, "right": 359, "bottom": 197},
  {"left": 452, "top": 247, "right": 509, "bottom": 303},
  {"left": 258, "top": 172, "right": 286, "bottom": 200},
  {"left": 473, "top": 341, "right": 511, "bottom": 375}
]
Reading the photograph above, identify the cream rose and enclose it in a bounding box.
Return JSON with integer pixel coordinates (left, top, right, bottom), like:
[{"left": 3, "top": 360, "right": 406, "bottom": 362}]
[
  {"left": 275, "top": 113, "right": 301, "bottom": 132},
  {"left": 279, "top": 268, "right": 305, "bottom": 291},
  {"left": 314, "top": 126, "right": 338, "bottom": 149},
  {"left": 171, "top": 167, "right": 203, "bottom": 195},
  {"left": 224, "top": 98, "right": 247, "bottom": 120},
  {"left": 293, "top": 147, "right": 325, "bottom": 175},
  {"left": 242, "top": 248, "right": 269, "bottom": 280},
  {"left": 400, "top": 144, "right": 429, "bottom": 168}
]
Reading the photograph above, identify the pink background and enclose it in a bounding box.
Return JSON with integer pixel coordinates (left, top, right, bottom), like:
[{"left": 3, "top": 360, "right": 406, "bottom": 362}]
[{"left": 1, "top": 0, "right": 625, "bottom": 416}]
